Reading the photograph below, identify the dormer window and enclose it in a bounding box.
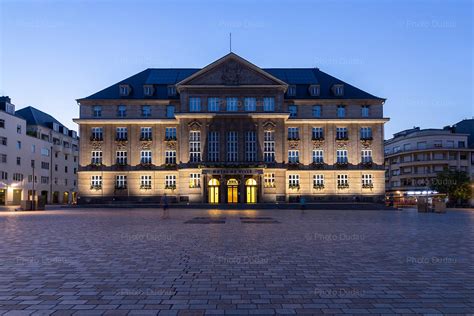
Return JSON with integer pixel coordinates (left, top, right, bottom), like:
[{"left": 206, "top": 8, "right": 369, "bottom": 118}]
[
  {"left": 63, "top": 127, "right": 68, "bottom": 136},
  {"left": 119, "top": 84, "right": 131, "bottom": 96},
  {"left": 333, "top": 84, "right": 344, "bottom": 96},
  {"left": 309, "top": 85, "right": 320, "bottom": 96},
  {"left": 167, "top": 85, "right": 177, "bottom": 96},
  {"left": 53, "top": 123, "right": 60, "bottom": 132},
  {"left": 287, "top": 85, "right": 296, "bottom": 97},
  {"left": 143, "top": 85, "right": 154, "bottom": 96}
]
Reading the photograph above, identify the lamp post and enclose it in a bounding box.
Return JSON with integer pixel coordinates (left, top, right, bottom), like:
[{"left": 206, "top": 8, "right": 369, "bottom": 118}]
[{"left": 31, "top": 159, "right": 35, "bottom": 210}]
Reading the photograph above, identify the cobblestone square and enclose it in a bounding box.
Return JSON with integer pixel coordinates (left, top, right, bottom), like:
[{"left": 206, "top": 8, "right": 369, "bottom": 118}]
[{"left": 0, "top": 208, "right": 473, "bottom": 315}]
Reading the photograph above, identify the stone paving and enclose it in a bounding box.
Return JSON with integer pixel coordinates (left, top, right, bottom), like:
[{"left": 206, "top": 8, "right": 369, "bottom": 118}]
[{"left": 0, "top": 207, "right": 473, "bottom": 315}]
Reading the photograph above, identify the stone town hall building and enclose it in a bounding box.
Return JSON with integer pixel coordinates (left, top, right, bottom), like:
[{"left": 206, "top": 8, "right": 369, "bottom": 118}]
[{"left": 75, "top": 53, "right": 388, "bottom": 204}]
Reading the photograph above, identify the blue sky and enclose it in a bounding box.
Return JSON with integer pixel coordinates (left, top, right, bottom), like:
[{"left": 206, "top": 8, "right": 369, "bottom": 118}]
[{"left": 0, "top": 0, "right": 472, "bottom": 137}]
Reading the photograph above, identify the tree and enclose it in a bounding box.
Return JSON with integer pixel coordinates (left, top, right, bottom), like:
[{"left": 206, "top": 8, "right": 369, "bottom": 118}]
[{"left": 431, "top": 170, "right": 472, "bottom": 203}]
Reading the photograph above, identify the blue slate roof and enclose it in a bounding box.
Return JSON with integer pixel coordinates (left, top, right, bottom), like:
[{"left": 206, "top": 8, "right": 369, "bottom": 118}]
[
  {"left": 80, "top": 67, "right": 383, "bottom": 101},
  {"left": 15, "top": 106, "right": 64, "bottom": 130}
]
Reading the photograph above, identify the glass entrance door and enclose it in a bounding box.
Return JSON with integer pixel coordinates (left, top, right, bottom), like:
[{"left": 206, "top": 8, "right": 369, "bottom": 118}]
[
  {"left": 208, "top": 178, "right": 220, "bottom": 204},
  {"left": 227, "top": 178, "right": 239, "bottom": 203},
  {"left": 246, "top": 178, "right": 257, "bottom": 203}
]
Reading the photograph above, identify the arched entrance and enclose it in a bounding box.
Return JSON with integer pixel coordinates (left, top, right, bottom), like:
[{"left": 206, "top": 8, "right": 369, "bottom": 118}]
[
  {"left": 208, "top": 178, "right": 220, "bottom": 204},
  {"left": 246, "top": 178, "right": 257, "bottom": 203},
  {"left": 227, "top": 178, "right": 239, "bottom": 203}
]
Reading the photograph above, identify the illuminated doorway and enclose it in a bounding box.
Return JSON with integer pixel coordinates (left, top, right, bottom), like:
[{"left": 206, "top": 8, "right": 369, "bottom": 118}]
[
  {"left": 227, "top": 178, "right": 239, "bottom": 203},
  {"left": 208, "top": 178, "right": 220, "bottom": 204},
  {"left": 63, "top": 192, "right": 69, "bottom": 204},
  {"left": 246, "top": 178, "right": 257, "bottom": 203}
]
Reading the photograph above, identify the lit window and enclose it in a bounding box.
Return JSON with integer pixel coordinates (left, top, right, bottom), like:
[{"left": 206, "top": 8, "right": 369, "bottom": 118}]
[
  {"left": 244, "top": 97, "right": 256, "bottom": 111},
  {"left": 165, "top": 150, "right": 176, "bottom": 164},
  {"left": 91, "top": 175, "right": 102, "bottom": 189},
  {"left": 140, "top": 175, "right": 152, "bottom": 189},
  {"left": 288, "top": 150, "right": 299, "bottom": 163},
  {"left": 189, "top": 173, "right": 201, "bottom": 188},
  {"left": 245, "top": 131, "right": 257, "bottom": 162},
  {"left": 189, "top": 97, "right": 201, "bottom": 112},
  {"left": 263, "top": 131, "right": 275, "bottom": 163},
  {"left": 312, "top": 150, "right": 324, "bottom": 163},
  {"left": 115, "top": 175, "right": 127, "bottom": 189},
  {"left": 226, "top": 97, "right": 238, "bottom": 112},
  {"left": 287, "top": 85, "right": 296, "bottom": 96},
  {"left": 165, "top": 127, "right": 177, "bottom": 140},
  {"left": 337, "top": 105, "right": 346, "bottom": 118},
  {"left": 289, "top": 104, "right": 297, "bottom": 118},
  {"left": 288, "top": 174, "right": 300, "bottom": 188},
  {"left": 227, "top": 131, "right": 238, "bottom": 162},
  {"left": 208, "top": 97, "right": 220, "bottom": 112},
  {"left": 337, "top": 174, "right": 348, "bottom": 187},
  {"left": 189, "top": 131, "right": 201, "bottom": 162},
  {"left": 313, "top": 174, "right": 324, "bottom": 188},
  {"left": 264, "top": 173, "right": 275, "bottom": 188},
  {"left": 165, "top": 175, "right": 176, "bottom": 189},
  {"left": 263, "top": 97, "right": 275, "bottom": 112},
  {"left": 362, "top": 174, "right": 373, "bottom": 188}
]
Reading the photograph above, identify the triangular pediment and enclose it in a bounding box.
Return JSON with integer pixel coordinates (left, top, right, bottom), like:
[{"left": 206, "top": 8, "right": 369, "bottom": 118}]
[{"left": 176, "top": 53, "right": 288, "bottom": 87}]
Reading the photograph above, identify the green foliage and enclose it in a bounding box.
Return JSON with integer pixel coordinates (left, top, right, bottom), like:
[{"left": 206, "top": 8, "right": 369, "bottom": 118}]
[{"left": 431, "top": 170, "right": 472, "bottom": 201}]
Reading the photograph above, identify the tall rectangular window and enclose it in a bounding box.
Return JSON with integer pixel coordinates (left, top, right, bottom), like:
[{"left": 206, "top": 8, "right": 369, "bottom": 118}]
[
  {"left": 91, "top": 127, "right": 103, "bottom": 141},
  {"left": 189, "top": 173, "right": 201, "bottom": 188},
  {"left": 165, "top": 127, "right": 177, "bottom": 140},
  {"left": 117, "top": 105, "right": 127, "bottom": 117},
  {"left": 166, "top": 105, "right": 175, "bottom": 118},
  {"left": 93, "top": 106, "right": 102, "bottom": 117},
  {"left": 312, "top": 150, "right": 324, "bottom": 163},
  {"left": 361, "top": 150, "right": 373, "bottom": 163},
  {"left": 336, "top": 149, "right": 348, "bottom": 163},
  {"left": 288, "top": 150, "right": 299, "bottom": 163},
  {"left": 227, "top": 131, "right": 238, "bottom": 162},
  {"left": 361, "top": 105, "right": 370, "bottom": 117},
  {"left": 288, "top": 174, "right": 300, "bottom": 188},
  {"left": 116, "top": 127, "right": 128, "bottom": 140},
  {"left": 165, "top": 175, "right": 176, "bottom": 188},
  {"left": 91, "top": 175, "right": 102, "bottom": 189},
  {"left": 226, "top": 97, "right": 238, "bottom": 112},
  {"left": 263, "top": 97, "right": 275, "bottom": 112},
  {"left": 312, "top": 127, "right": 324, "bottom": 139},
  {"left": 208, "top": 97, "right": 220, "bottom": 112},
  {"left": 336, "top": 127, "right": 348, "bottom": 140},
  {"left": 165, "top": 150, "right": 176, "bottom": 164},
  {"left": 244, "top": 97, "right": 256, "bottom": 111},
  {"left": 140, "top": 127, "right": 152, "bottom": 140},
  {"left": 362, "top": 174, "right": 373, "bottom": 187},
  {"left": 337, "top": 105, "right": 346, "bottom": 118},
  {"left": 289, "top": 105, "right": 297, "bottom": 118},
  {"left": 140, "top": 150, "right": 152, "bottom": 164},
  {"left": 189, "top": 97, "right": 201, "bottom": 112},
  {"left": 312, "top": 105, "right": 322, "bottom": 117},
  {"left": 208, "top": 131, "right": 219, "bottom": 162},
  {"left": 142, "top": 105, "right": 151, "bottom": 117},
  {"left": 288, "top": 127, "right": 299, "bottom": 140},
  {"left": 140, "top": 175, "right": 152, "bottom": 189},
  {"left": 245, "top": 131, "right": 257, "bottom": 162},
  {"left": 263, "top": 131, "right": 275, "bottom": 163},
  {"left": 115, "top": 175, "right": 127, "bottom": 189},
  {"left": 313, "top": 174, "right": 324, "bottom": 187},
  {"left": 116, "top": 151, "right": 128, "bottom": 165},
  {"left": 360, "top": 127, "right": 373, "bottom": 139},
  {"left": 91, "top": 151, "right": 102, "bottom": 164},
  {"left": 189, "top": 131, "right": 201, "bottom": 162}
]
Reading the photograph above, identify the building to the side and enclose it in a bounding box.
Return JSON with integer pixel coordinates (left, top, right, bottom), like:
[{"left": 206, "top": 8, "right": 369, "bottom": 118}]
[
  {"left": 0, "top": 97, "right": 79, "bottom": 205},
  {"left": 74, "top": 53, "right": 388, "bottom": 205},
  {"left": 384, "top": 125, "right": 474, "bottom": 202}
]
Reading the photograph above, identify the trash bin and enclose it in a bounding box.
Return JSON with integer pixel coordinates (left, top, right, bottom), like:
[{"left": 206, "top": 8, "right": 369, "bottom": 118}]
[{"left": 433, "top": 199, "right": 446, "bottom": 213}]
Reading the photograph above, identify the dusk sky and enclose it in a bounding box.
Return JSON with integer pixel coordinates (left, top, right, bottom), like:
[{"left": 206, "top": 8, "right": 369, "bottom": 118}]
[{"left": 1, "top": 0, "right": 472, "bottom": 137}]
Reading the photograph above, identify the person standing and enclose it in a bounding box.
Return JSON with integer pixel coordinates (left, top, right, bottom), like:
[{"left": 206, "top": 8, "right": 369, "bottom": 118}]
[{"left": 161, "top": 194, "right": 169, "bottom": 219}]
